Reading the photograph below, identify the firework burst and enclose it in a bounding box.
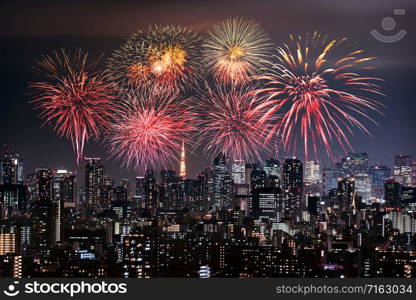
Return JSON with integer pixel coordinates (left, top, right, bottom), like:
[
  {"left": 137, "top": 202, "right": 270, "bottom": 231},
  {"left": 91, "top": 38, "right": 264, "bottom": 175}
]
[
  {"left": 195, "top": 83, "right": 278, "bottom": 162},
  {"left": 106, "top": 88, "right": 195, "bottom": 172},
  {"left": 202, "top": 17, "right": 272, "bottom": 85},
  {"left": 107, "top": 25, "right": 202, "bottom": 93},
  {"left": 255, "top": 32, "right": 384, "bottom": 160},
  {"left": 30, "top": 49, "right": 116, "bottom": 164}
]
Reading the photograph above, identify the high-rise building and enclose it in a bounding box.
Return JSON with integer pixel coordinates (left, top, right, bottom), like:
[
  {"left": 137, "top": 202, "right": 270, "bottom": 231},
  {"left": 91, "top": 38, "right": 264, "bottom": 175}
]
[
  {"left": 50, "top": 170, "right": 75, "bottom": 244},
  {"left": 369, "top": 165, "right": 391, "bottom": 199},
  {"left": 337, "top": 177, "right": 355, "bottom": 211},
  {"left": 282, "top": 158, "right": 303, "bottom": 220},
  {"left": 251, "top": 187, "right": 283, "bottom": 221},
  {"left": 342, "top": 153, "right": 368, "bottom": 176},
  {"left": 323, "top": 168, "right": 343, "bottom": 194},
  {"left": 0, "top": 184, "right": 27, "bottom": 219},
  {"left": 384, "top": 179, "right": 401, "bottom": 208},
  {"left": 212, "top": 154, "right": 229, "bottom": 210},
  {"left": 354, "top": 173, "right": 371, "bottom": 203},
  {"left": 85, "top": 158, "right": 105, "bottom": 209},
  {"left": 144, "top": 170, "right": 158, "bottom": 215},
  {"left": 304, "top": 161, "right": 321, "bottom": 184},
  {"left": 160, "top": 170, "right": 182, "bottom": 210},
  {"left": 231, "top": 160, "right": 245, "bottom": 184},
  {"left": 31, "top": 168, "right": 52, "bottom": 248},
  {"left": 0, "top": 152, "right": 23, "bottom": 185},
  {"left": 194, "top": 171, "right": 210, "bottom": 213},
  {"left": 0, "top": 233, "right": 16, "bottom": 255},
  {"left": 263, "top": 159, "right": 280, "bottom": 178},
  {"left": 394, "top": 155, "right": 413, "bottom": 186}
]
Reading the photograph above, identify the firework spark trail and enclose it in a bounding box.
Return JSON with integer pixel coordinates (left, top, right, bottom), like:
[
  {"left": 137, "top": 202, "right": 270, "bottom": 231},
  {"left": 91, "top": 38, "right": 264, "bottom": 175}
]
[
  {"left": 195, "top": 83, "right": 279, "bottom": 162},
  {"left": 107, "top": 25, "right": 202, "bottom": 94},
  {"left": 254, "top": 32, "right": 384, "bottom": 161},
  {"left": 202, "top": 17, "right": 273, "bottom": 85},
  {"left": 30, "top": 49, "right": 116, "bottom": 164},
  {"left": 106, "top": 88, "right": 195, "bottom": 173}
]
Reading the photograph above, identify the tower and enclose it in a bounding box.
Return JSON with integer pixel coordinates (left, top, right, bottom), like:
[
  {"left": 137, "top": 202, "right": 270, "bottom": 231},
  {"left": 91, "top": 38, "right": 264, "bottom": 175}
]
[{"left": 179, "top": 141, "right": 186, "bottom": 178}]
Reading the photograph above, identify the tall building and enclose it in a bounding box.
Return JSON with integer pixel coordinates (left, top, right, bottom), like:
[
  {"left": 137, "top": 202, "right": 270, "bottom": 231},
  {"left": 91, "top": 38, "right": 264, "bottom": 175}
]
[
  {"left": 342, "top": 153, "right": 368, "bottom": 176},
  {"left": 337, "top": 177, "right": 355, "bottom": 211},
  {"left": 282, "top": 158, "right": 303, "bottom": 220},
  {"left": 231, "top": 160, "right": 245, "bottom": 184},
  {"left": 0, "top": 184, "right": 27, "bottom": 219},
  {"left": 144, "top": 170, "right": 158, "bottom": 215},
  {"left": 85, "top": 158, "right": 105, "bottom": 209},
  {"left": 394, "top": 155, "right": 413, "bottom": 186},
  {"left": 354, "top": 173, "right": 371, "bottom": 203},
  {"left": 369, "top": 165, "right": 391, "bottom": 199},
  {"left": 304, "top": 161, "right": 321, "bottom": 184},
  {"left": 212, "top": 154, "right": 229, "bottom": 210},
  {"left": 0, "top": 152, "right": 23, "bottom": 185},
  {"left": 251, "top": 187, "right": 283, "bottom": 221},
  {"left": 0, "top": 233, "right": 16, "bottom": 255},
  {"left": 31, "top": 168, "right": 52, "bottom": 248},
  {"left": 323, "top": 167, "right": 343, "bottom": 194},
  {"left": 263, "top": 159, "right": 280, "bottom": 178},
  {"left": 195, "top": 171, "right": 210, "bottom": 213},
  {"left": 160, "top": 170, "right": 182, "bottom": 210},
  {"left": 50, "top": 170, "right": 75, "bottom": 244},
  {"left": 384, "top": 179, "right": 401, "bottom": 208}
]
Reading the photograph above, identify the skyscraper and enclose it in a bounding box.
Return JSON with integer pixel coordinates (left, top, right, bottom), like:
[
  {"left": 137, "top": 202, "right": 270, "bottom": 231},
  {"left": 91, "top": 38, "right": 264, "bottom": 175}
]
[
  {"left": 263, "top": 159, "right": 280, "bottom": 178},
  {"left": 231, "top": 160, "right": 245, "bottom": 184},
  {"left": 337, "top": 177, "right": 355, "bottom": 211},
  {"left": 369, "top": 165, "right": 391, "bottom": 199},
  {"left": 341, "top": 153, "right": 368, "bottom": 176},
  {"left": 251, "top": 187, "right": 283, "bottom": 221},
  {"left": 212, "top": 154, "right": 228, "bottom": 210},
  {"left": 0, "top": 152, "right": 23, "bottom": 185},
  {"left": 384, "top": 179, "right": 401, "bottom": 208},
  {"left": 394, "top": 155, "right": 413, "bottom": 186},
  {"left": 85, "top": 158, "right": 105, "bottom": 210},
  {"left": 304, "top": 161, "right": 321, "bottom": 184},
  {"left": 282, "top": 158, "right": 303, "bottom": 220},
  {"left": 50, "top": 169, "right": 75, "bottom": 244},
  {"left": 323, "top": 167, "right": 343, "bottom": 194}
]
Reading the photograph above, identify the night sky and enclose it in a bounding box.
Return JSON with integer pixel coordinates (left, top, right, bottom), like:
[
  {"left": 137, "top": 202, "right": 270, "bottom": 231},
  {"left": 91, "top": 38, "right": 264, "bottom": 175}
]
[{"left": 0, "top": 0, "right": 415, "bottom": 182}]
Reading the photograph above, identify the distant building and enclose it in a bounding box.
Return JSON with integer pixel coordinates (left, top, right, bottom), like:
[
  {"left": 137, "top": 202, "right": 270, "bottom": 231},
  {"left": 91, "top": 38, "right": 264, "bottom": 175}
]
[{"left": 84, "top": 158, "right": 104, "bottom": 209}]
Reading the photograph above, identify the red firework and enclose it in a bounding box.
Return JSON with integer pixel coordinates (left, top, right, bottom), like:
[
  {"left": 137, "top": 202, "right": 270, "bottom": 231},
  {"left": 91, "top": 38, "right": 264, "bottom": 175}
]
[
  {"left": 106, "top": 89, "right": 195, "bottom": 172},
  {"left": 30, "top": 49, "right": 116, "bottom": 164},
  {"left": 255, "top": 32, "right": 384, "bottom": 160},
  {"left": 196, "top": 83, "right": 278, "bottom": 162}
]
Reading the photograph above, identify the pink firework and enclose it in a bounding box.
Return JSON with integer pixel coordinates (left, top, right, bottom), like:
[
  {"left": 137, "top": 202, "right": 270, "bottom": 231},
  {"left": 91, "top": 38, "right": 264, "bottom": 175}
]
[
  {"left": 30, "top": 49, "right": 116, "bottom": 164},
  {"left": 255, "top": 32, "right": 384, "bottom": 160},
  {"left": 196, "top": 84, "right": 278, "bottom": 162},
  {"left": 106, "top": 89, "right": 195, "bottom": 172}
]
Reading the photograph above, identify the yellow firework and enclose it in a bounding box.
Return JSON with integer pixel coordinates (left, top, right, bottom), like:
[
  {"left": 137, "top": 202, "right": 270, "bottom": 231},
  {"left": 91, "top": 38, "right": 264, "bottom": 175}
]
[{"left": 202, "top": 18, "right": 272, "bottom": 84}]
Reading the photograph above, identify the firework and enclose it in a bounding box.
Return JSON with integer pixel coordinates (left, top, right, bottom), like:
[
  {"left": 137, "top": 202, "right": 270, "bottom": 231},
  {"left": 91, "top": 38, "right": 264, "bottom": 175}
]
[
  {"left": 255, "top": 32, "right": 384, "bottom": 160},
  {"left": 107, "top": 25, "right": 202, "bottom": 93},
  {"left": 30, "top": 49, "right": 116, "bottom": 164},
  {"left": 202, "top": 17, "right": 272, "bottom": 85},
  {"left": 195, "top": 83, "right": 278, "bottom": 162},
  {"left": 106, "top": 88, "right": 195, "bottom": 172}
]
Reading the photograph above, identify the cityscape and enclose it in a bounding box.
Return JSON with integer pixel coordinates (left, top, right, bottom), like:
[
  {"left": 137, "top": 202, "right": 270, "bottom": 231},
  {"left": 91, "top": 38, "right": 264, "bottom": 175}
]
[
  {"left": 1, "top": 148, "right": 416, "bottom": 278},
  {"left": 1, "top": 0, "right": 415, "bottom": 284}
]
